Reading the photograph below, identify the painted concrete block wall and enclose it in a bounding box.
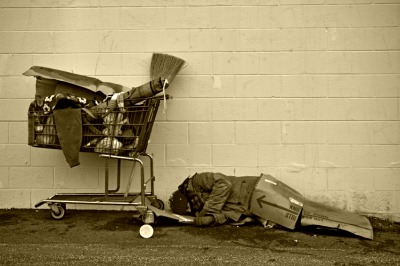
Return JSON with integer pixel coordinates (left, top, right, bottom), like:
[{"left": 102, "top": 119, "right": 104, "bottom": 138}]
[{"left": 0, "top": 0, "right": 399, "bottom": 221}]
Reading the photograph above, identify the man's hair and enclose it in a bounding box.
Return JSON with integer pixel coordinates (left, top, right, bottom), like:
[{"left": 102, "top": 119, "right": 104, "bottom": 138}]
[
  {"left": 169, "top": 190, "right": 188, "bottom": 215},
  {"left": 177, "top": 175, "right": 204, "bottom": 215}
]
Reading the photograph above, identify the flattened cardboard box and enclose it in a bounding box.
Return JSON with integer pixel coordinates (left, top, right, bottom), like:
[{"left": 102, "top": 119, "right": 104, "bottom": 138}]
[{"left": 250, "top": 174, "right": 373, "bottom": 239}]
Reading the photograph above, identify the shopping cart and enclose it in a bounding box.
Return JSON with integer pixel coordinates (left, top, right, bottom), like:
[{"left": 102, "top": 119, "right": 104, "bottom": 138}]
[{"left": 32, "top": 96, "right": 165, "bottom": 225}]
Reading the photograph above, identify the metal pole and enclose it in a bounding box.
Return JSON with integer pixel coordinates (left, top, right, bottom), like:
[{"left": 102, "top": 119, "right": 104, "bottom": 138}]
[
  {"left": 99, "top": 154, "right": 146, "bottom": 206},
  {"left": 135, "top": 158, "right": 146, "bottom": 206},
  {"left": 104, "top": 158, "right": 109, "bottom": 199},
  {"left": 108, "top": 159, "right": 121, "bottom": 193},
  {"left": 142, "top": 153, "right": 155, "bottom": 196}
]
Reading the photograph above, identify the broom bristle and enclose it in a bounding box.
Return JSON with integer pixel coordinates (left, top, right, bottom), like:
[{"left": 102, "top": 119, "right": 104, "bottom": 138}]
[{"left": 150, "top": 53, "right": 185, "bottom": 83}]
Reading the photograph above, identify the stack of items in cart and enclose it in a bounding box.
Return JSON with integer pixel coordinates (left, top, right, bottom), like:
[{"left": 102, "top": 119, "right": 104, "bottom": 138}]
[{"left": 26, "top": 53, "right": 185, "bottom": 167}]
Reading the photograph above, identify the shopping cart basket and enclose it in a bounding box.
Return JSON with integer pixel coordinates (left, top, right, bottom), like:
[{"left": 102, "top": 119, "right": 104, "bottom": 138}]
[{"left": 32, "top": 97, "right": 165, "bottom": 224}]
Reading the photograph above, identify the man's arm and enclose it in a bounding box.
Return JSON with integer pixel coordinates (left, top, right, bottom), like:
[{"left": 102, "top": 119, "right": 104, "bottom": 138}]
[{"left": 192, "top": 173, "right": 232, "bottom": 214}]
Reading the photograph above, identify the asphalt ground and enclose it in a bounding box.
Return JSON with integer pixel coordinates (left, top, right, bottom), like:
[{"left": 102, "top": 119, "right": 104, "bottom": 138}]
[{"left": 0, "top": 209, "right": 399, "bottom": 266}]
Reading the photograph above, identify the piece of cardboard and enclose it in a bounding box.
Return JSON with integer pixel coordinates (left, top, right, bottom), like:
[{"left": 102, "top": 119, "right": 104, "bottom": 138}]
[
  {"left": 24, "top": 66, "right": 103, "bottom": 92},
  {"left": 23, "top": 66, "right": 125, "bottom": 94},
  {"left": 301, "top": 199, "right": 373, "bottom": 240},
  {"left": 250, "top": 174, "right": 373, "bottom": 239},
  {"left": 147, "top": 204, "right": 194, "bottom": 224},
  {"left": 250, "top": 174, "right": 304, "bottom": 230}
]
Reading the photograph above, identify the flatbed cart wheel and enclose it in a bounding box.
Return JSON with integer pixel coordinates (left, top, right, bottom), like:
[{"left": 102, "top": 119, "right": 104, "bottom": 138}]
[
  {"left": 50, "top": 203, "right": 66, "bottom": 220},
  {"left": 152, "top": 199, "right": 165, "bottom": 210}
]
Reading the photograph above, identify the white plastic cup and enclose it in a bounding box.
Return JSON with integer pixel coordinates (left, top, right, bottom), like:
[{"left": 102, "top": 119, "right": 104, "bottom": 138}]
[{"left": 139, "top": 224, "right": 154, "bottom": 238}]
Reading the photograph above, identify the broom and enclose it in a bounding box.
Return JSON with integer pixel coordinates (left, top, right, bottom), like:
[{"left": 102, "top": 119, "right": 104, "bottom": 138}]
[
  {"left": 150, "top": 53, "right": 185, "bottom": 112},
  {"left": 150, "top": 53, "right": 185, "bottom": 83}
]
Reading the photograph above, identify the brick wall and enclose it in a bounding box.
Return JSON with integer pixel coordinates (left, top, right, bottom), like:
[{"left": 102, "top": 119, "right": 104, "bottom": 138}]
[{"left": 0, "top": 0, "right": 398, "bottom": 221}]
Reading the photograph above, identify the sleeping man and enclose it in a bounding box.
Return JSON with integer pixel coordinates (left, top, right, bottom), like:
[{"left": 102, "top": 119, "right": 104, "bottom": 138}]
[
  {"left": 169, "top": 172, "right": 260, "bottom": 226},
  {"left": 168, "top": 172, "right": 374, "bottom": 240}
]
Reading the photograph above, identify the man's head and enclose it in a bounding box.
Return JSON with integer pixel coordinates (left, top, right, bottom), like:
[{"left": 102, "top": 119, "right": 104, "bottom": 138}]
[
  {"left": 174, "top": 175, "right": 205, "bottom": 215},
  {"left": 169, "top": 190, "right": 188, "bottom": 215}
]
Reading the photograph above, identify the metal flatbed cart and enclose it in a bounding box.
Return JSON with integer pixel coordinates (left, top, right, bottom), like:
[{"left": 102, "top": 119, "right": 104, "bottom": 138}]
[{"left": 31, "top": 97, "right": 165, "bottom": 226}]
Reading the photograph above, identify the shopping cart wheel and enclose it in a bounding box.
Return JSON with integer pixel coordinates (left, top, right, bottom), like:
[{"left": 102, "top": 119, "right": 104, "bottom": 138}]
[
  {"left": 152, "top": 199, "right": 164, "bottom": 210},
  {"left": 50, "top": 203, "right": 66, "bottom": 220},
  {"left": 141, "top": 209, "right": 155, "bottom": 224}
]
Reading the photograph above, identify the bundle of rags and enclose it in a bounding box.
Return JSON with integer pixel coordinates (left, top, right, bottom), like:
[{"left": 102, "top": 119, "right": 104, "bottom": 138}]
[
  {"left": 89, "top": 53, "right": 185, "bottom": 160},
  {"left": 91, "top": 53, "right": 185, "bottom": 116}
]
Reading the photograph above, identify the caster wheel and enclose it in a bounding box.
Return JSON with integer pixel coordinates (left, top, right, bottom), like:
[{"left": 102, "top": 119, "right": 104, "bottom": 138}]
[
  {"left": 141, "top": 210, "right": 155, "bottom": 224},
  {"left": 152, "top": 199, "right": 164, "bottom": 210},
  {"left": 139, "top": 224, "right": 154, "bottom": 238},
  {"left": 50, "top": 204, "right": 65, "bottom": 220}
]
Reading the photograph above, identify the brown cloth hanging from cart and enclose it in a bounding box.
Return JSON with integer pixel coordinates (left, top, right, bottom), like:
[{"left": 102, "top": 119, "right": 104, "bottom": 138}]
[{"left": 53, "top": 108, "right": 82, "bottom": 167}]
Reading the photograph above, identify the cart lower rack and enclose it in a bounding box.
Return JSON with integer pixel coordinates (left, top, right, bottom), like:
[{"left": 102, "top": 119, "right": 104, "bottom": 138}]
[{"left": 34, "top": 154, "right": 164, "bottom": 223}]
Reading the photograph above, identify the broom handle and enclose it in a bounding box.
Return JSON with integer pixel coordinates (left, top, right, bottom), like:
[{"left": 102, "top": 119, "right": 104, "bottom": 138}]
[
  {"left": 162, "top": 79, "right": 168, "bottom": 113},
  {"left": 122, "top": 78, "right": 167, "bottom": 106}
]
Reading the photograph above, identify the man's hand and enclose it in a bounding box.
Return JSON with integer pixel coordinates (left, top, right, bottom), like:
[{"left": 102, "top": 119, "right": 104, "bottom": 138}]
[
  {"left": 197, "top": 209, "right": 207, "bottom": 217},
  {"left": 194, "top": 215, "right": 215, "bottom": 226}
]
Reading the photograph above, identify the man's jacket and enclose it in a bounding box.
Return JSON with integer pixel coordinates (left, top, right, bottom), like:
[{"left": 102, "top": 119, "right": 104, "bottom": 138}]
[{"left": 188, "top": 172, "right": 260, "bottom": 224}]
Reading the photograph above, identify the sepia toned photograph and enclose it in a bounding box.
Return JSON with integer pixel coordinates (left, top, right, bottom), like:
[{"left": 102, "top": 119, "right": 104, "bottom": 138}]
[{"left": 0, "top": 0, "right": 399, "bottom": 265}]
